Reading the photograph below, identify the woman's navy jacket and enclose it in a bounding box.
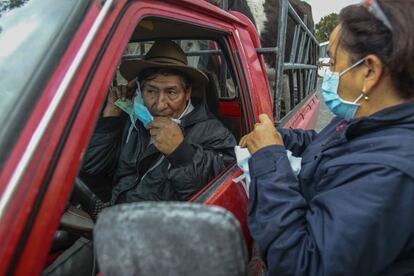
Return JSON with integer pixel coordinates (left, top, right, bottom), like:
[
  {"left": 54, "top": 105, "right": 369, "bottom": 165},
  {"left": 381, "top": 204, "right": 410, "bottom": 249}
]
[{"left": 248, "top": 102, "right": 414, "bottom": 275}]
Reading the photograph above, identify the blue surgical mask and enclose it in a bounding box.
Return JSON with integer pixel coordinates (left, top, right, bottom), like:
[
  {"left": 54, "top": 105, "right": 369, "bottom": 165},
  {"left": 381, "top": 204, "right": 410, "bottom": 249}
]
[
  {"left": 321, "top": 59, "right": 365, "bottom": 119},
  {"left": 131, "top": 81, "right": 153, "bottom": 129}
]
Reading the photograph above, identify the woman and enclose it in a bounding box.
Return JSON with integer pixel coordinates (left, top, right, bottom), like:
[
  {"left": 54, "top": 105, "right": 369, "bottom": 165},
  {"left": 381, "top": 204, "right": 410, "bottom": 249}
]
[{"left": 241, "top": 0, "right": 414, "bottom": 275}]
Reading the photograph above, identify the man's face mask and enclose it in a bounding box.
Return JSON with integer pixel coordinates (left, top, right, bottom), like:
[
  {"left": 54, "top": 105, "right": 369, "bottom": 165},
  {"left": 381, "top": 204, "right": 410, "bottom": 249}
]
[
  {"left": 321, "top": 58, "right": 365, "bottom": 120},
  {"left": 131, "top": 81, "right": 154, "bottom": 129}
]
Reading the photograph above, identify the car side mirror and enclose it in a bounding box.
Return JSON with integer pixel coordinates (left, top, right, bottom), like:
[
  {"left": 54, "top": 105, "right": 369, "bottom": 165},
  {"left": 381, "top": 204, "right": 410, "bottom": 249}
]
[{"left": 94, "top": 202, "right": 248, "bottom": 276}]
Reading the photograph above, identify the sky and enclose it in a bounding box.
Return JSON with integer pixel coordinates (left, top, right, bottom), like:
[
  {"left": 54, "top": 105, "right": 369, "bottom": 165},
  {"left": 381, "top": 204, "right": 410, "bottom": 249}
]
[{"left": 306, "top": 0, "right": 360, "bottom": 24}]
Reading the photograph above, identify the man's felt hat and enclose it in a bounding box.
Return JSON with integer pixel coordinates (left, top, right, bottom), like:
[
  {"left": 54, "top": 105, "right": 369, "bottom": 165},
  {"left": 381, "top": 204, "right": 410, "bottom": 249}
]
[{"left": 120, "top": 40, "right": 209, "bottom": 87}]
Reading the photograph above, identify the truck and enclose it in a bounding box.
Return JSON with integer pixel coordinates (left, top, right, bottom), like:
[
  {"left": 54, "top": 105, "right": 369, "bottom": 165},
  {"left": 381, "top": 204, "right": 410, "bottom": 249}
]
[{"left": 0, "top": 0, "right": 319, "bottom": 274}]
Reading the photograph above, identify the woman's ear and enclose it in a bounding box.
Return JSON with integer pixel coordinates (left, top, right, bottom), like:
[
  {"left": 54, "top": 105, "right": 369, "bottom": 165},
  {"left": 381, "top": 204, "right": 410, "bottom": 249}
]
[{"left": 362, "top": 54, "right": 384, "bottom": 93}]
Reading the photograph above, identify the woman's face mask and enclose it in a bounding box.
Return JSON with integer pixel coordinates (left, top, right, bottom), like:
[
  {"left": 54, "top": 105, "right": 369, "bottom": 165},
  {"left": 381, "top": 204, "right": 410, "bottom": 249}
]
[{"left": 321, "top": 58, "right": 365, "bottom": 120}]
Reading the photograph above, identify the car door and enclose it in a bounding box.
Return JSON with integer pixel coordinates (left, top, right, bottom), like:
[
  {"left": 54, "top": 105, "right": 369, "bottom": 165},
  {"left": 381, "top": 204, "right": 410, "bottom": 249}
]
[{"left": 0, "top": 1, "right": 256, "bottom": 274}]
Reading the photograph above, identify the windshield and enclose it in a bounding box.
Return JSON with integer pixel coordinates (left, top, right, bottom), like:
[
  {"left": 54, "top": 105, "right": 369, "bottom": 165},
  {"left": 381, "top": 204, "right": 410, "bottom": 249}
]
[
  {"left": 0, "top": 0, "right": 89, "bottom": 166},
  {"left": 0, "top": 0, "right": 82, "bottom": 120}
]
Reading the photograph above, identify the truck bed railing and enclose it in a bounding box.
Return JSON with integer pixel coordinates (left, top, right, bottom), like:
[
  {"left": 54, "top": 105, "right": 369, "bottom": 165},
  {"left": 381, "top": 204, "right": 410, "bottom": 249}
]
[
  {"left": 220, "top": 0, "right": 318, "bottom": 122},
  {"left": 255, "top": 0, "right": 319, "bottom": 123},
  {"left": 276, "top": 0, "right": 318, "bottom": 122},
  {"left": 220, "top": 0, "right": 229, "bottom": 10}
]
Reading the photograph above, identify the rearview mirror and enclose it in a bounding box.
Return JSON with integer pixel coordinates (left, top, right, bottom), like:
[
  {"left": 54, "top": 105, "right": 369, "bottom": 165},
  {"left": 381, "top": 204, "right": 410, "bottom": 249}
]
[{"left": 94, "top": 202, "right": 248, "bottom": 276}]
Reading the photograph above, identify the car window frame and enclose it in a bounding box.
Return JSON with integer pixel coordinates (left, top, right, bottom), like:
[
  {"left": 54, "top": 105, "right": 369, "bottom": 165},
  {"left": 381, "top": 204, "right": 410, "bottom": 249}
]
[{"left": 3, "top": 2, "right": 254, "bottom": 274}]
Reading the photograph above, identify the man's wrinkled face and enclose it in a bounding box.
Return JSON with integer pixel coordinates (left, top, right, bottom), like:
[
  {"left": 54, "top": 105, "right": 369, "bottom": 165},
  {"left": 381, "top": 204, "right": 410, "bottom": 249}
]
[{"left": 142, "top": 74, "right": 192, "bottom": 118}]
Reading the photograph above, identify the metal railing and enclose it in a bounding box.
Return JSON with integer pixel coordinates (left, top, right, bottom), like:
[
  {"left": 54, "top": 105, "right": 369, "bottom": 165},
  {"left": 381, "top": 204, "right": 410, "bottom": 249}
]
[
  {"left": 220, "top": 0, "right": 229, "bottom": 10},
  {"left": 272, "top": 0, "right": 319, "bottom": 122},
  {"left": 221, "top": 0, "right": 319, "bottom": 122}
]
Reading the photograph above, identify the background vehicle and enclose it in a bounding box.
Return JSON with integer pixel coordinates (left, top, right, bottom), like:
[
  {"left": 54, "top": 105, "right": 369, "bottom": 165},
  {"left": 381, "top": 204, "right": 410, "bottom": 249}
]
[
  {"left": 0, "top": 0, "right": 319, "bottom": 274},
  {"left": 318, "top": 41, "right": 330, "bottom": 77}
]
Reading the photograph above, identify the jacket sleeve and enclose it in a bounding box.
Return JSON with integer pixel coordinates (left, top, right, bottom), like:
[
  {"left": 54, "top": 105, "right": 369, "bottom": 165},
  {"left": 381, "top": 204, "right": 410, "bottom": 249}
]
[
  {"left": 166, "top": 120, "right": 236, "bottom": 200},
  {"left": 80, "top": 117, "right": 124, "bottom": 176},
  {"left": 278, "top": 128, "right": 317, "bottom": 156},
  {"left": 248, "top": 145, "right": 414, "bottom": 276}
]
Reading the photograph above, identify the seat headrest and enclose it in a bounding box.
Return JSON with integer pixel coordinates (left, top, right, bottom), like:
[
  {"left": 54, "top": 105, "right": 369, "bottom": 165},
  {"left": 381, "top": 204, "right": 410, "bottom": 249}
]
[{"left": 202, "top": 70, "right": 220, "bottom": 115}]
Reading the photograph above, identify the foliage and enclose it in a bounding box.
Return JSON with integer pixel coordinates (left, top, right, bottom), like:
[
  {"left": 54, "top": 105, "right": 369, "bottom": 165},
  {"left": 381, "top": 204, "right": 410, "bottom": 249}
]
[
  {"left": 315, "top": 13, "right": 338, "bottom": 43},
  {"left": 0, "top": 0, "right": 29, "bottom": 18}
]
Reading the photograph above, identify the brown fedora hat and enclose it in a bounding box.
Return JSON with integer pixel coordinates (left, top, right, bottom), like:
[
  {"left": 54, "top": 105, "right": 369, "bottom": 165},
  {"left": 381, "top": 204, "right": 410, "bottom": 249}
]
[{"left": 120, "top": 40, "right": 209, "bottom": 87}]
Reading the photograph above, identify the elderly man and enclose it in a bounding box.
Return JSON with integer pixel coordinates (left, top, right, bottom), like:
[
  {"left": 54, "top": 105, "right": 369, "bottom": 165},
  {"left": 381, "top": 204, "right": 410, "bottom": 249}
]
[{"left": 81, "top": 40, "right": 236, "bottom": 204}]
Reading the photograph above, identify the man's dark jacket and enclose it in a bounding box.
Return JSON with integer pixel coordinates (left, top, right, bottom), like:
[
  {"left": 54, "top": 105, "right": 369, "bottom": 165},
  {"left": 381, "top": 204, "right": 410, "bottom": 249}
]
[
  {"left": 81, "top": 101, "right": 236, "bottom": 204},
  {"left": 248, "top": 102, "right": 414, "bottom": 275}
]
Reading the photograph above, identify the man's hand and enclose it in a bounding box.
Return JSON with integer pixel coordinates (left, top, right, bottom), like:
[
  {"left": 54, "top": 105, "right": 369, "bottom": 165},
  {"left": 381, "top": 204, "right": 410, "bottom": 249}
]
[
  {"left": 103, "top": 79, "right": 137, "bottom": 117},
  {"left": 148, "top": 117, "right": 184, "bottom": 155},
  {"left": 239, "top": 114, "right": 283, "bottom": 154}
]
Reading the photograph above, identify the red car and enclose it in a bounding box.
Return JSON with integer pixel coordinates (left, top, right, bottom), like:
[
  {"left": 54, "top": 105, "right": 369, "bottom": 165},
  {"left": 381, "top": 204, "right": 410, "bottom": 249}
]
[{"left": 0, "top": 0, "right": 319, "bottom": 274}]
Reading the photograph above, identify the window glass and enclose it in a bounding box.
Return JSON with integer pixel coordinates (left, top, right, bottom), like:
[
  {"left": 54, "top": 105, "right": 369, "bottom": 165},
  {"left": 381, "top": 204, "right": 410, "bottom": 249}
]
[{"left": 0, "top": 0, "right": 83, "bottom": 126}]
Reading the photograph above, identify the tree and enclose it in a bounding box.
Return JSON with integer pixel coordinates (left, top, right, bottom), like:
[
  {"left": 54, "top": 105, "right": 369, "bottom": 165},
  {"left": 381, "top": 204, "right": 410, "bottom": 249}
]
[
  {"left": 315, "top": 13, "right": 338, "bottom": 43},
  {"left": 0, "top": 0, "right": 29, "bottom": 18}
]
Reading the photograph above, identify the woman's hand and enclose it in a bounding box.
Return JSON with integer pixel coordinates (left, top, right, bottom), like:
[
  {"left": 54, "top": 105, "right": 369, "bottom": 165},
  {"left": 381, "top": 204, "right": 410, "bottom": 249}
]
[{"left": 239, "top": 114, "right": 284, "bottom": 154}]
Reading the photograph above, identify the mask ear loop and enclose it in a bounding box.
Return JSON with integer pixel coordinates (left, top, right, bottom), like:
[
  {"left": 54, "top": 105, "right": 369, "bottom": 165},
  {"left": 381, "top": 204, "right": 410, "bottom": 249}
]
[
  {"left": 136, "top": 79, "right": 142, "bottom": 95},
  {"left": 351, "top": 93, "right": 365, "bottom": 105},
  {"left": 339, "top": 58, "right": 367, "bottom": 106},
  {"left": 126, "top": 80, "right": 142, "bottom": 143},
  {"left": 339, "top": 58, "right": 365, "bottom": 77}
]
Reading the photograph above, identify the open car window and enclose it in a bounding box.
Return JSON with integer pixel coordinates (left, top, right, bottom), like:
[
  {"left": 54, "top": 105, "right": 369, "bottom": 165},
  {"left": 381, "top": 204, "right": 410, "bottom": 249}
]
[
  {"left": 70, "top": 9, "right": 253, "bottom": 209},
  {"left": 79, "top": 36, "right": 243, "bottom": 203}
]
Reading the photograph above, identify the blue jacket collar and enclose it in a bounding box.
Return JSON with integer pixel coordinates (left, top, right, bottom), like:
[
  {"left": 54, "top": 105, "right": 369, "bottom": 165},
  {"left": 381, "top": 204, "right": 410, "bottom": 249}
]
[{"left": 345, "top": 101, "right": 414, "bottom": 137}]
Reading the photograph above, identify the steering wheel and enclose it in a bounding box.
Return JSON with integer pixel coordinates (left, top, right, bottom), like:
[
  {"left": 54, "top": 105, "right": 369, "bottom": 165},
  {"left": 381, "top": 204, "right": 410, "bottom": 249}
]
[
  {"left": 72, "top": 177, "right": 109, "bottom": 221},
  {"left": 47, "top": 178, "right": 108, "bottom": 272},
  {"left": 61, "top": 177, "right": 109, "bottom": 235},
  {"left": 50, "top": 177, "right": 108, "bottom": 253}
]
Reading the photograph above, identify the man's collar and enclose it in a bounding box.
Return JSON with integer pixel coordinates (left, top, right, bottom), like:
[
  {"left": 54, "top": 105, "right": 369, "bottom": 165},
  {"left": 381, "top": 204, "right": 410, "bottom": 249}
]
[{"left": 176, "top": 100, "right": 194, "bottom": 121}]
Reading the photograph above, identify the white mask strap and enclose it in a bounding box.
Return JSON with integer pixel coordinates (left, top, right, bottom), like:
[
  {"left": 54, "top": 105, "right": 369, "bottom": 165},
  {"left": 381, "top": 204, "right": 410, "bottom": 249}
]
[
  {"left": 352, "top": 93, "right": 365, "bottom": 104},
  {"left": 340, "top": 58, "right": 365, "bottom": 76},
  {"left": 341, "top": 93, "right": 365, "bottom": 106}
]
